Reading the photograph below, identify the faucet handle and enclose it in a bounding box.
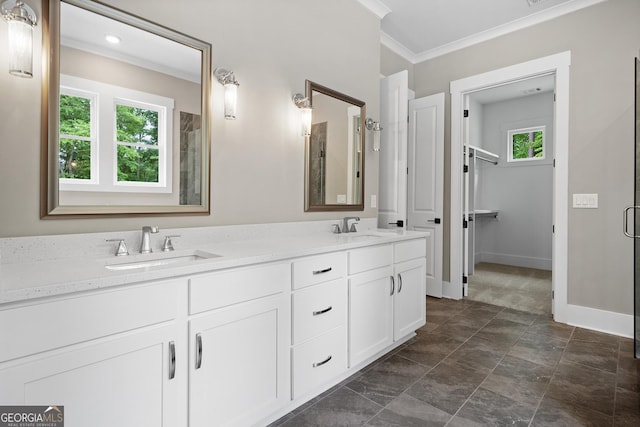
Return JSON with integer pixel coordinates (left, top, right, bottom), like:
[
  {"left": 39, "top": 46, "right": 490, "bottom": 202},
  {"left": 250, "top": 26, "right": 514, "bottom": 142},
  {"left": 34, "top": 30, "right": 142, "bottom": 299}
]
[
  {"left": 332, "top": 224, "right": 341, "bottom": 234},
  {"left": 162, "top": 235, "right": 181, "bottom": 252},
  {"left": 106, "top": 238, "right": 129, "bottom": 256},
  {"left": 349, "top": 222, "right": 359, "bottom": 233}
]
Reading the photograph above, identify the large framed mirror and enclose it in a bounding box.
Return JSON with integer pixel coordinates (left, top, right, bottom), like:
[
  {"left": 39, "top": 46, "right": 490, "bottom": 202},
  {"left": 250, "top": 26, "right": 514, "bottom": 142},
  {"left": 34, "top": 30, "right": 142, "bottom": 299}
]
[
  {"left": 41, "top": 0, "right": 211, "bottom": 217},
  {"left": 304, "top": 80, "right": 365, "bottom": 212}
]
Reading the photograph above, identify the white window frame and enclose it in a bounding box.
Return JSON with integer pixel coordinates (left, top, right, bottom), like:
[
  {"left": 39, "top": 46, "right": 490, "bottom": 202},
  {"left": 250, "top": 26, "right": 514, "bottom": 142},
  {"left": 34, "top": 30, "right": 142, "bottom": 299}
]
[
  {"left": 507, "top": 125, "right": 546, "bottom": 163},
  {"left": 59, "top": 74, "right": 174, "bottom": 193},
  {"left": 58, "top": 87, "right": 99, "bottom": 186}
]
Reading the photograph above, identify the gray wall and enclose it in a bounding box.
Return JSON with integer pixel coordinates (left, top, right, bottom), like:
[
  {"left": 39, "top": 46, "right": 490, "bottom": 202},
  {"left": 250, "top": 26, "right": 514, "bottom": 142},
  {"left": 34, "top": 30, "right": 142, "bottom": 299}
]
[
  {"left": 408, "top": 0, "right": 639, "bottom": 314},
  {"left": 475, "top": 93, "right": 554, "bottom": 270},
  {"left": 0, "top": 0, "right": 380, "bottom": 237}
]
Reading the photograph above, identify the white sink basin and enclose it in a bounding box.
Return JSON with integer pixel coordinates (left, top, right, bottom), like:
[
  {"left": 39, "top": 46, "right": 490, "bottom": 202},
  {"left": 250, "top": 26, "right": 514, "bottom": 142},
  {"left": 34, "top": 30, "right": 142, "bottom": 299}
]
[
  {"left": 105, "top": 250, "right": 220, "bottom": 271},
  {"left": 344, "top": 234, "right": 383, "bottom": 241}
]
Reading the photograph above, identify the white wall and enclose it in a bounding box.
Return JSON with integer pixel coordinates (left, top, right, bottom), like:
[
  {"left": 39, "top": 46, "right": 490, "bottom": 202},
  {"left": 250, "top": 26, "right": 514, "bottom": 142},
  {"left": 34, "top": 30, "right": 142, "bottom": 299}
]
[
  {"left": 0, "top": 0, "right": 380, "bottom": 237},
  {"left": 475, "top": 92, "right": 554, "bottom": 270},
  {"left": 408, "top": 0, "right": 638, "bottom": 315}
]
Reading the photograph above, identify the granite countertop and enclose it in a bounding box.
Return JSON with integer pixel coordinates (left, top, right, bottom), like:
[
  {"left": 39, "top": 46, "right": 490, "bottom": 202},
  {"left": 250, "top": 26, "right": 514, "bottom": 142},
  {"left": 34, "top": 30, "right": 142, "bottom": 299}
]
[{"left": 0, "top": 228, "right": 426, "bottom": 305}]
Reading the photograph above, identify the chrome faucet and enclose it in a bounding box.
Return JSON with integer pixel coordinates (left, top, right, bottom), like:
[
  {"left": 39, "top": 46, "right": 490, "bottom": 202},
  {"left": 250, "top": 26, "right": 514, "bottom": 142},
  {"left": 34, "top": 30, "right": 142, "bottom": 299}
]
[
  {"left": 140, "top": 226, "right": 159, "bottom": 254},
  {"left": 342, "top": 216, "right": 360, "bottom": 233}
]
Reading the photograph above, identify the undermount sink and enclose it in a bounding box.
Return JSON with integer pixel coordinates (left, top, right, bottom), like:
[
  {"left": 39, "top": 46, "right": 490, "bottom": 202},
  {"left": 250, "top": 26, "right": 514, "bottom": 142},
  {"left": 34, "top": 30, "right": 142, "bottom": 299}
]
[
  {"left": 105, "top": 250, "right": 220, "bottom": 271},
  {"left": 344, "top": 234, "right": 383, "bottom": 241}
]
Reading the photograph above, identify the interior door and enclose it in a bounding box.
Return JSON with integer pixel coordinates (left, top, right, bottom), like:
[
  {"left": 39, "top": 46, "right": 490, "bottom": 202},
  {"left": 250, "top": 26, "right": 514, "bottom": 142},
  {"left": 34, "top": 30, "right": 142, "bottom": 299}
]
[
  {"left": 462, "top": 95, "right": 471, "bottom": 296},
  {"left": 407, "top": 93, "right": 445, "bottom": 297},
  {"left": 378, "top": 70, "right": 409, "bottom": 228}
]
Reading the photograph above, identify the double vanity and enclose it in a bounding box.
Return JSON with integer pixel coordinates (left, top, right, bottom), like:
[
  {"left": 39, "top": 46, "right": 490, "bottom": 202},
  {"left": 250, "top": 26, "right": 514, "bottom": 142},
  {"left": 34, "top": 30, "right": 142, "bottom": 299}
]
[{"left": 0, "top": 221, "right": 427, "bottom": 426}]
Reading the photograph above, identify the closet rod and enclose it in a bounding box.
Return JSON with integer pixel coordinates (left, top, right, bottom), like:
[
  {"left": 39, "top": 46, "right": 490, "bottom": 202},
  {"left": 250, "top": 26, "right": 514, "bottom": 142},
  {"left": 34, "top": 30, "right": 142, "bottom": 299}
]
[{"left": 475, "top": 155, "right": 498, "bottom": 165}]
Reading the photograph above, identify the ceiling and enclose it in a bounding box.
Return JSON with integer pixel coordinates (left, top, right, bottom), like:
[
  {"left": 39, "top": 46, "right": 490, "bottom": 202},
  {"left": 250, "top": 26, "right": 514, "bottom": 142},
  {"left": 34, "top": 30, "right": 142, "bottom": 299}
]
[{"left": 360, "top": 0, "right": 604, "bottom": 63}]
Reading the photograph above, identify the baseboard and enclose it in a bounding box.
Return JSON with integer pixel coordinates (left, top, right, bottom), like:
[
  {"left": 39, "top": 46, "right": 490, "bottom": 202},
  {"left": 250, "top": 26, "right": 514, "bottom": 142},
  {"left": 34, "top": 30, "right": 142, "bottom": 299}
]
[
  {"left": 476, "top": 252, "right": 551, "bottom": 271},
  {"left": 565, "top": 304, "right": 633, "bottom": 338}
]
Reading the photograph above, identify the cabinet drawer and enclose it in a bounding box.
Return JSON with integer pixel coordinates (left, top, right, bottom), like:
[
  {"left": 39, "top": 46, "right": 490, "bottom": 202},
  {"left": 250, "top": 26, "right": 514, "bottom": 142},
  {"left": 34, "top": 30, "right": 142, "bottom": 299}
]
[
  {"left": 0, "top": 279, "right": 181, "bottom": 363},
  {"left": 348, "top": 244, "right": 392, "bottom": 274},
  {"left": 292, "top": 278, "right": 347, "bottom": 345},
  {"left": 292, "top": 252, "right": 346, "bottom": 290},
  {"left": 394, "top": 239, "right": 427, "bottom": 263},
  {"left": 190, "top": 263, "right": 289, "bottom": 314},
  {"left": 291, "top": 325, "right": 347, "bottom": 399}
]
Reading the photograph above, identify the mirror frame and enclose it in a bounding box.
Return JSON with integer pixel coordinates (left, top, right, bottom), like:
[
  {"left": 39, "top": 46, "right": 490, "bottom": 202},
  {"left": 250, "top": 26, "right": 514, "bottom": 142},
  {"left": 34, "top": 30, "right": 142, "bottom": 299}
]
[
  {"left": 304, "top": 80, "right": 365, "bottom": 212},
  {"left": 41, "top": 0, "right": 212, "bottom": 218}
]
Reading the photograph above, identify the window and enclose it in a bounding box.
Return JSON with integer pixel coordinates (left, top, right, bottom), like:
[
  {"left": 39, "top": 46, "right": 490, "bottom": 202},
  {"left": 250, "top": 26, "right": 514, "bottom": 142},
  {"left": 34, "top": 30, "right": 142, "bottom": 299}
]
[
  {"left": 59, "top": 89, "right": 97, "bottom": 184},
  {"left": 58, "top": 75, "right": 174, "bottom": 193},
  {"left": 507, "top": 126, "right": 545, "bottom": 162},
  {"left": 115, "top": 102, "right": 160, "bottom": 184}
]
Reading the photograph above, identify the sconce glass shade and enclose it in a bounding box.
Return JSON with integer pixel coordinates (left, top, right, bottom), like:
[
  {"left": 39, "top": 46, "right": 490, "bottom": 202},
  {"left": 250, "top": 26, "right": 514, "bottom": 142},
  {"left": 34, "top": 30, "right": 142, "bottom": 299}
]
[
  {"left": 214, "top": 67, "right": 239, "bottom": 120},
  {"left": 300, "top": 106, "right": 312, "bottom": 136},
  {"left": 365, "top": 117, "right": 383, "bottom": 152},
  {"left": 223, "top": 81, "right": 238, "bottom": 120},
  {"left": 2, "top": 0, "right": 37, "bottom": 78},
  {"left": 293, "top": 93, "right": 312, "bottom": 136}
]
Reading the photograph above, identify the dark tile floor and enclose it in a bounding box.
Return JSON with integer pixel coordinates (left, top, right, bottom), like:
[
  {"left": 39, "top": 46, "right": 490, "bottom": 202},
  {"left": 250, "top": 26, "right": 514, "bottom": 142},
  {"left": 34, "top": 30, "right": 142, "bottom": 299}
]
[{"left": 270, "top": 297, "right": 640, "bottom": 426}]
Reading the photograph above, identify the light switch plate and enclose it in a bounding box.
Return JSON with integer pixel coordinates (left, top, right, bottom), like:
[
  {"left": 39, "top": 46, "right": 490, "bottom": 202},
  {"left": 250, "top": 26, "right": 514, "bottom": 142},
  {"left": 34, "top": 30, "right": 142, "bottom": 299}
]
[
  {"left": 573, "top": 193, "right": 598, "bottom": 208},
  {"left": 371, "top": 195, "right": 377, "bottom": 208}
]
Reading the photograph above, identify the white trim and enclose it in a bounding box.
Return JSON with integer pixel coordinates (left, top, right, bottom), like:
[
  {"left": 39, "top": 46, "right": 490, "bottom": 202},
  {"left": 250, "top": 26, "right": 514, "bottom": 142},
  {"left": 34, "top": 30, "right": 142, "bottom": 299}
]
[
  {"left": 475, "top": 252, "right": 552, "bottom": 271},
  {"left": 449, "top": 52, "right": 571, "bottom": 326},
  {"left": 356, "top": 0, "right": 391, "bottom": 19},
  {"left": 566, "top": 304, "right": 634, "bottom": 338},
  {"left": 381, "top": 0, "right": 605, "bottom": 64}
]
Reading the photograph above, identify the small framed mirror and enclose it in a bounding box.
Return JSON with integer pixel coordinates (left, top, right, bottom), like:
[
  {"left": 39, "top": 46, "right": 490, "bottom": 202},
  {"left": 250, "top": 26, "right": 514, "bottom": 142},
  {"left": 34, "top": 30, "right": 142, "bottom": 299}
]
[
  {"left": 304, "top": 80, "right": 365, "bottom": 212},
  {"left": 42, "top": 0, "right": 211, "bottom": 217}
]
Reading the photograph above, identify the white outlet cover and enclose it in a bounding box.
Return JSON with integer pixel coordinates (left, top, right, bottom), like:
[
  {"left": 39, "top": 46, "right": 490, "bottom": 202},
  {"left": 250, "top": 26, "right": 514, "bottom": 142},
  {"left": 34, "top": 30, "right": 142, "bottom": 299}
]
[{"left": 371, "top": 195, "right": 377, "bottom": 208}]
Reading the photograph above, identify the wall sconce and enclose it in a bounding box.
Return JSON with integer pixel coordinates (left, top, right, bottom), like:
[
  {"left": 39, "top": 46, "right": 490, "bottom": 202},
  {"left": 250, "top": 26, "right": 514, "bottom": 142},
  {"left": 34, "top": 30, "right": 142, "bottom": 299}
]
[
  {"left": 365, "top": 118, "right": 383, "bottom": 151},
  {"left": 1, "top": 0, "right": 37, "bottom": 78},
  {"left": 214, "top": 67, "right": 239, "bottom": 120},
  {"left": 292, "top": 93, "right": 312, "bottom": 136}
]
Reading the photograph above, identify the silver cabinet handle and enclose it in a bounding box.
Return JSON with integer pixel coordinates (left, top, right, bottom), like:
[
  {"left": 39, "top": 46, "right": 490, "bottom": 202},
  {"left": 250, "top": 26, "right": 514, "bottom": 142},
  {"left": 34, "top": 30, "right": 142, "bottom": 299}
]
[
  {"left": 623, "top": 206, "right": 640, "bottom": 238},
  {"left": 398, "top": 273, "right": 403, "bottom": 293},
  {"left": 313, "top": 306, "right": 333, "bottom": 316},
  {"left": 312, "top": 267, "right": 332, "bottom": 275},
  {"left": 390, "top": 275, "right": 395, "bottom": 296},
  {"left": 168, "top": 341, "right": 176, "bottom": 380},
  {"left": 312, "top": 355, "right": 332, "bottom": 368},
  {"left": 195, "top": 333, "right": 203, "bottom": 370}
]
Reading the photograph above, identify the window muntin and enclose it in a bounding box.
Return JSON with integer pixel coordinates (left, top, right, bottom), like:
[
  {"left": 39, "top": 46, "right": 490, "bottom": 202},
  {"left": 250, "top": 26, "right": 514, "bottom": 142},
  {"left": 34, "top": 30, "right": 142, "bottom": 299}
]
[{"left": 507, "top": 126, "right": 545, "bottom": 162}]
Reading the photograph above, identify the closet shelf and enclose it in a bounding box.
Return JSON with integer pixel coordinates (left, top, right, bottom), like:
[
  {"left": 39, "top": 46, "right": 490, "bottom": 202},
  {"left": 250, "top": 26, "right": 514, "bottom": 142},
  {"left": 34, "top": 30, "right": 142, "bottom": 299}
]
[{"left": 473, "top": 209, "right": 498, "bottom": 219}]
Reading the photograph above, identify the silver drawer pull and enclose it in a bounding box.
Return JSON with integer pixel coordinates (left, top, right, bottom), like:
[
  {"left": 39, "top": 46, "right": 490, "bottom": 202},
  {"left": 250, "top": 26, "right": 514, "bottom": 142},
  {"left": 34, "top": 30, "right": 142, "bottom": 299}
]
[
  {"left": 390, "top": 275, "right": 395, "bottom": 296},
  {"left": 398, "top": 273, "right": 403, "bottom": 293},
  {"left": 312, "top": 306, "right": 333, "bottom": 316},
  {"left": 195, "top": 333, "right": 203, "bottom": 370},
  {"left": 312, "top": 267, "right": 332, "bottom": 275},
  {"left": 312, "top": 355, "right": 333, "bottom": 368},
  {"left": 169, "top": 341, "right": 176, "bottom": 380}
]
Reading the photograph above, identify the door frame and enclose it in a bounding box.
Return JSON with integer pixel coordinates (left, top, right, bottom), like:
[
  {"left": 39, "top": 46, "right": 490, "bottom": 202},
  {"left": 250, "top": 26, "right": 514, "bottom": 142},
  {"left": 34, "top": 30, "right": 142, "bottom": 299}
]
[{"left": 449, "top": 51, "right": 571, "bottom": 323}]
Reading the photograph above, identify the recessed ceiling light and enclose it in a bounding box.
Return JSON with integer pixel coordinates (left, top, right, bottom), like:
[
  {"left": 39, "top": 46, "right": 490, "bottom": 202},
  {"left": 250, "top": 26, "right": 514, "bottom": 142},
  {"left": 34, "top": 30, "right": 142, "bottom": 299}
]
[{"left": 105, "top": 35, "right": 121, "bottom": 44}]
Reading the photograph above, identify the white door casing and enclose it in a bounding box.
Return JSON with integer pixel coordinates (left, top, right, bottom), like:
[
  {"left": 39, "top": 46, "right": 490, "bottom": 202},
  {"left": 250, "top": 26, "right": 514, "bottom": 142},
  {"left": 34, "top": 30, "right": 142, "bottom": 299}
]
[
  {"left": 449, "top": 51, "right": 570, "bottom": 324},
  {"left": 407, "top": 93, "right": 445, "bottom": 297},
  {"left": 379, "top": 70, "right": 409, "bottom": 228}
]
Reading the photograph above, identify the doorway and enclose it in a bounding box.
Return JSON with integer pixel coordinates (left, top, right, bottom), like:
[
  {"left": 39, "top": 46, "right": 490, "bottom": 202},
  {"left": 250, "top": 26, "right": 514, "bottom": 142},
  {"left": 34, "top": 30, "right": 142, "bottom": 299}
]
[
  {"left": 463, "top": 76, "right": 555, "bottom": 315},
  {"left": 449, "top": 52, "right": 571, "bottom": 323}
]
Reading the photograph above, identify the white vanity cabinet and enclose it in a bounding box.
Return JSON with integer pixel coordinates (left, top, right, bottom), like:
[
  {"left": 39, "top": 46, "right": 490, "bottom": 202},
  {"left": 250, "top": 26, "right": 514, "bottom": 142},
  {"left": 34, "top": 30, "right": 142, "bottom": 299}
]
[
  {"left": 290, "top": 253, "right": 348, "bottom": 399},
  {"left": 348, "top": 241, "right": 426, "bottom": 367},
  {"left": 0, "top": 279, "right": 187, "bottom": 427},
  {"left": 393, "top": 239, "right": 427, "bottom": 339},
  {"left": 187, "top": 263, "right": 291, "bottom": 427}
]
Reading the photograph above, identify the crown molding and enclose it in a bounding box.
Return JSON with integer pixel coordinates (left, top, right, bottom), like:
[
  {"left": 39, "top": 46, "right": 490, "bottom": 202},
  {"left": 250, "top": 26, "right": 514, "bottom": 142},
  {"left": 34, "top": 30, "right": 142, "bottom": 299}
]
[
  {"left": 382, "top": 0, "right": 606, "bottom": 64},
  {"left": 356, "top": 0, "right": 391, "bottom": 19}
]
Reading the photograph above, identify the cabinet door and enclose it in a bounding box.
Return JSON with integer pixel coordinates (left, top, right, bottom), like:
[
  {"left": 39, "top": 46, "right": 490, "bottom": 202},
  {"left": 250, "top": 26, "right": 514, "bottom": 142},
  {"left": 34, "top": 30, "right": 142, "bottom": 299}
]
[
  {"left": 0, "top": 324, "right": 183, "bottom": 427},
  {"left": 189, "top": 293, "right": 289, "bottom": 427},
  {"left": 348, "top": 266, "right": 394, "bottom": 367},
  {"left": 394, "top": 257, "right": 427, "bottom": 339}
]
